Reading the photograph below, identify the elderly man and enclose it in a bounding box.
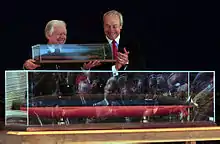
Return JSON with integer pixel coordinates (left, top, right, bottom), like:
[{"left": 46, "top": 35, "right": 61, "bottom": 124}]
[
  {"left": 23, "top": 20, "right": 100, "bottom": 70},
  {"left": 92, "top": 10, "right": 144, "bottom": 75},
  {"left": 23, "top": 20, "right": 102, "bottom": 100},
  {"left": 83, "top": 10, "right": 146, "bottom": 123}
]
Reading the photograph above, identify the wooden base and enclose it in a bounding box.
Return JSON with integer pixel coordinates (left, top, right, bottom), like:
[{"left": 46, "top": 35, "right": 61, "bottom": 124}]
[
  {"left": 2, "top": 126, "right": 220, "bottom": 144},
  {"left": 40, "top": 59, "right": 116, "bottom": 63},
  {"left": 5, "top": 121, "right": 216, "bottom": 131}
]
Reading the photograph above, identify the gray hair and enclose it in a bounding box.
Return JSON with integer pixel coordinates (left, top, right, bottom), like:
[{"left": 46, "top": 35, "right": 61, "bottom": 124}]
[
  {"left": 103, "top": 10, "right": 123, "bottom": 26},
  {"left": 44, "top": 20, "right": 66, "bottom": 36}
]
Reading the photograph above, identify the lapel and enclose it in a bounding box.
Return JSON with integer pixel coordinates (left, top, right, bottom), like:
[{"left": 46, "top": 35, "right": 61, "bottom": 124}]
[
  {"left": 118, "top": 37, "right": 126, "bottom": 53},
  {"left": 104, "top": 43, "right": 113, "bottom": 60},
  {"left": 103, "top": 35, "right": 128, "bottom": 53},
  {"left": 118, "top": 31, "right": 129, "bottom": 52},
  {"left": 102, "top": 34, "right": 129, "bottom": 59}
]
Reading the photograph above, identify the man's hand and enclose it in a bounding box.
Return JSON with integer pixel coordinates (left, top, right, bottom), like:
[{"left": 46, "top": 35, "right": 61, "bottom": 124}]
[
  {"left": 23, "top": 59, "right": 40, "bottom": 70},
  {"left": 83, "top": 60, "right": 101, "bottom": 70},
  {"left": 115, "top": 48, "right": 129, "bottom": 70}
]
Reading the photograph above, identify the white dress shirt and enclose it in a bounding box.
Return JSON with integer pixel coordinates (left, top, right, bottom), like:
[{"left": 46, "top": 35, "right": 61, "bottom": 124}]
[{"left": 106, "top": 35, "right": 121, "bottom": 76}]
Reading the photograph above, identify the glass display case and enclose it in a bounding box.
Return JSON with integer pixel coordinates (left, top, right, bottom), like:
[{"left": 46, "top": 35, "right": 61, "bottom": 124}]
[
  {"left": 31, "top": 44, "right": 115, "bottom": 63},
  {"left": 5, "top": 70, "right": 215, "bottom": 129}
]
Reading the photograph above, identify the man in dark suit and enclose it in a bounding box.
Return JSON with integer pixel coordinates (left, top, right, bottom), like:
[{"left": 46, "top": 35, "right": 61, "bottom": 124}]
[
  {"left": 92, "top": 10, "right": 145, "bottom": 74},
  {"left": 84, "top": 10, "right": 146, "bottom": 123}
]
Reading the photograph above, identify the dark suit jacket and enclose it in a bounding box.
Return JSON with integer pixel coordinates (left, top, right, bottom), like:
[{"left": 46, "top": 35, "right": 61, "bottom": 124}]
[{"left": 91, "top": 34, "right": 145, "bottom": 71}]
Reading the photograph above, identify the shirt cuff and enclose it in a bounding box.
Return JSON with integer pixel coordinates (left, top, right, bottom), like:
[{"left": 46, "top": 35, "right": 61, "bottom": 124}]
[
  {"left": 112, "top": 65, "right": 118, "bottom": 76},
  {"left": 124, "top": 65, "right": 128, "bottom": 70},
  {"left": 23, "top": 65, "right": 27, "bottom": 70},
  {"left": 81, "top": 67, "right": 90, "bottom": 76}
]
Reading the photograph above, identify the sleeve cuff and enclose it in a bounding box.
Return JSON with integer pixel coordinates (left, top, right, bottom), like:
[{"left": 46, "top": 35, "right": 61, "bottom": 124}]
[
  {"left": 124, "top": 64, "right": 128, "bottom": 70},
  {"left": 23, "top": 65, "right": 27, "bottom": 70},
  {"left": 112, "top": 65, "right": 118, "bottom": 76},
  {"left": 81, "top": 67, "right": 90, "bottom": 77}
]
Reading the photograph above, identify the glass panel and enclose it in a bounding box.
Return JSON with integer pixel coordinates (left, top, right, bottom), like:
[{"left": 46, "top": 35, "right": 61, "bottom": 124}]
[
  {"left": 5, "top": 71, "right": 28, "bottom": 126},
  {"left": 5, "top": 70, "right": 215, "bottom": 128},
  {"left": 31, "top": 44, "right": 114, "bottom": 63}
]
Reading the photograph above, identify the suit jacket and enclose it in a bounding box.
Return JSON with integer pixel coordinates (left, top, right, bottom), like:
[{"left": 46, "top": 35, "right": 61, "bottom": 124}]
[{"left": 91, "top": 33, "right": 145, "bottom": 71}]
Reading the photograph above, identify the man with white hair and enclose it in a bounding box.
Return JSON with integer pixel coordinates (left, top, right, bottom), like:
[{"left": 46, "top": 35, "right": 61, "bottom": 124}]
[
  {"left": 23, "top": 20, "right": 100, "bottom": 70},
  {"left": 23, "top": 20, "right": 102, "bottom": 106},
  {"left": 85, "top": 10, "right": 145, "bottom": 123},
  {"left": 93, "top": 10, "right": 145, "bottom": 74},
  {"left": 94, "top": 10, "right": 145, "bottom": 104}
]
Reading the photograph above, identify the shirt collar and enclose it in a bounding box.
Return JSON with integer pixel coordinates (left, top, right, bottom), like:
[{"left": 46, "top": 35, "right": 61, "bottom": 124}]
[{"left": 106, "top": 34, "right": 120, "bottom": 45}]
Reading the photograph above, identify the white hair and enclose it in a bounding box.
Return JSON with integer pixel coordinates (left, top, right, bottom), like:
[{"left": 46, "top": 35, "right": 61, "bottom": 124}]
[
  {"left": 44, "top": 20, "right": 66, "bottom": 36},
  {"left": 103, "top": 10, "right": 123, "bottom": 26}
]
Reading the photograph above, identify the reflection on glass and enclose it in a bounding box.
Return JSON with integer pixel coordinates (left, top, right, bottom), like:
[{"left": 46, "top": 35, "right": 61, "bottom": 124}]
[
  {"left": 32, "top": 44, "right": 114, "bottom": 63},
  {"left": 5, "top": 71, "right": 215, "bottom": 127}
]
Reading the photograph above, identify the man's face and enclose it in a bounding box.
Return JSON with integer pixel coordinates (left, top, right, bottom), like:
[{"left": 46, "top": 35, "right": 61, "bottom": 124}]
[
  {"left": 104, "top": 14, "right": 122, "bottom": 40},
  {"left": 47, "top": 25, "right": 67, "bottom": 44}
]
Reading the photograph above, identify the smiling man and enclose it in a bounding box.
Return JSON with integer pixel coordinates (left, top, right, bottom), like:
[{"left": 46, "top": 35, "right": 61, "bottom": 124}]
[
  {"left": 23, "top": 20, "right": 100, "bottom": 70},
  {"left": 23, "top": 20, "right": 67, "bottom": 70},
  {"left": 45, "top": 20, "right": 67, "bottom": 45},
  {"left": 93, "top": 10, "right": 144, "bottom": 74}
]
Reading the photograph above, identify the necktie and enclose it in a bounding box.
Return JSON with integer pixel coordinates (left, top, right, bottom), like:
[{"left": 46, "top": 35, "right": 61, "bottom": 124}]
[{"left": 112, "top": 40, "right": 117, "bottom": 60}]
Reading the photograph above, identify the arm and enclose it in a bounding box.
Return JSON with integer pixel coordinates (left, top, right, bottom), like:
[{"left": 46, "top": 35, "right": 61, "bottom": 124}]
[
  {"left": 76, "top": 60, "right": 102, "bottom": 84},
  {"left": 23, "top": 59, "right": 40, "bottom": 70},
  {"left": 111, "top": 47, "right": 130, "bottom": 76}
]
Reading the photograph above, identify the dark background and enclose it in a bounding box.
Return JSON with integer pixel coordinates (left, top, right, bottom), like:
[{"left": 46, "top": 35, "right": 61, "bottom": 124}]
[{"left": 1, "top": 1, "right": 219, "bottom": 123}]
